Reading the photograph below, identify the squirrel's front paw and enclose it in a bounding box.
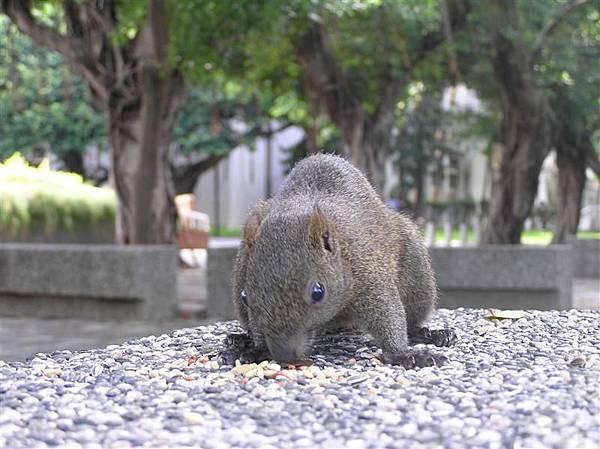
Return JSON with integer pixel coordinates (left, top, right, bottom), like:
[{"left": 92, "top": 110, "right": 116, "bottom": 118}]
[
  {"left": 225, "top": 332, "right": 254, "bottom": 351},
  {"left": 221, "top": 332, "right": 272, "bottom": 364},
  {"left": 385, "top": 349, "right": 447, "bottom": 369},
  {"left": 238, "top": 347, "right": 272, "bottom": 364},
  {"left": 218, "top": 332, "right": 262, "bottom": 365},
  {"left": 408, "top": 327, "right": 457, "bottom": 347}
]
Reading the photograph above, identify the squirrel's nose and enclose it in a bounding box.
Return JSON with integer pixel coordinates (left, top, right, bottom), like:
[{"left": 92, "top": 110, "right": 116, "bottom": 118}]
[{"left": 266, "top": 336, "right": 304, "bottom": 362}]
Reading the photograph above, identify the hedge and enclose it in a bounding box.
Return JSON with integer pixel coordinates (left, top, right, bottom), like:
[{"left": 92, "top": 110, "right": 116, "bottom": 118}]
[{"left": 0, "top": 153, "right": 116, "bottom": 237}]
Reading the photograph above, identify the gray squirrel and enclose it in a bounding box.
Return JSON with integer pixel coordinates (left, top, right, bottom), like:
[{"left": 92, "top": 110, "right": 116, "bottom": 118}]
[{"left": 227, "top": 154, "right": 455, "bottom": 369}]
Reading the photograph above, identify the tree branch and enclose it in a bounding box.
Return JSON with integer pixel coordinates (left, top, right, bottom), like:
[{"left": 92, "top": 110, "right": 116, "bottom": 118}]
[
  {"left": 63, "top": 0, "right": 86, "bottom": 39},
  {"left": 414, "top": 0, "right": 471, "bottom": 64},
  {"left": 1, "top": 0, "right": 80, "bottom": 61},
  {"left": 173, "top": 154, "right": 227, "bottom": 194},
  {"left": 530, "top": 0, "right": 592, "bottom": 67},
  {"left": 295, "top": 22, "right": 363, "bottom": 130}
]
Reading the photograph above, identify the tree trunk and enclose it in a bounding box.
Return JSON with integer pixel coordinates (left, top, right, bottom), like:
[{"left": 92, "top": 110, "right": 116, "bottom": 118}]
[
  {"left": 343, "top": 117, "right": 387, "bottom": 194},
  {"left": 483, "top": 97, "right": 552, "bottom": 243},
  {"left": 551, "top": 121, "right": 597, "bottom": 244},
  {"left": 552, "top": 144, "right": 585, "bottom": 244},
  {"left": 107, "top": 1, "right": 186, "bottom": 244},
  {"left": 482, "top": 5, "right": 553, "bottom": 244},
  {"left": 415, "top": 157, "right": 425, "bottom": 217},
  {"left": 61, "top": 150, "right": 84, "bottom": 176},
  {"left": 2, "top": 0, "right": 187, "bottom": 245},
  {"left": 482, "top": 0, "right": 592, "bottom": 244},
  {"left": 109, "top": 76, "right": 184, "bottom": 244},
  {"left": 305, "top": 124, "right": 320, "bottom": 156}
]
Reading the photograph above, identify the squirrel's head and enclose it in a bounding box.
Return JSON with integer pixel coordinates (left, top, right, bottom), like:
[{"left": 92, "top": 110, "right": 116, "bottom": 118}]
[{"left": 235, "top": 204, "right": 347, "bottom": 362}]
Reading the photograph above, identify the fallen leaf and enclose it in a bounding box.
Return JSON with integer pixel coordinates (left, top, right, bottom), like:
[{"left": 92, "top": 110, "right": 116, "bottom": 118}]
[
  {"left": 569, "top": 357, "right": 586, "bottom": 368},
  {"left": 484, "top": 309, "right": 525, "bottom": 321}
]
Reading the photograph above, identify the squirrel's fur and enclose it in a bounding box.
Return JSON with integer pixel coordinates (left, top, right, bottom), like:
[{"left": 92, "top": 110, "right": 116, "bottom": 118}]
[{"left": 232, "top": 154, "right": 441, "bottom": 364}]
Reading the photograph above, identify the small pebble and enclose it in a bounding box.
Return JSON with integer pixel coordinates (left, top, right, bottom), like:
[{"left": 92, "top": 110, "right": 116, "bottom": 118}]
[{"left": 0, "top": 310, "right": 598, "bottom": 448}]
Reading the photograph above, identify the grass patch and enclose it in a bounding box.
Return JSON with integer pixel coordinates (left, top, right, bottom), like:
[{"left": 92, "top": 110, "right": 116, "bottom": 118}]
[
  {"left": 209, "top": 227, "right": 600, "bottom": 242},
  {"left": 431, "top": 229, "right": 476, "bottom": 243},
  {"left": 520, "top": 230, "right": 553, "bottom": 245},
  {"left": 577, "top": 231, "right": 600, "bottom": 240},
  {"left": 427, "top": 228, "right": 599, "bottom": 245},
  {"left": 211, "top": 227, "right": 242, "bottom": 237}
]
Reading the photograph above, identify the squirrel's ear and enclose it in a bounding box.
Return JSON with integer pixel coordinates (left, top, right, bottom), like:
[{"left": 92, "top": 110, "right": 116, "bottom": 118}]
[
  {"left": 243, "top": 200, "right": 269, "bottom": 248},
  {"left": 309, "top": 206, "right": 337, "bottom": 252}
]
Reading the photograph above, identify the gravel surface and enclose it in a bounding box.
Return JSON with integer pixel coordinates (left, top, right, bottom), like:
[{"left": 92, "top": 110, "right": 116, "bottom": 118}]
[{"left": 1, "top": 309, "right": 599, "bottom": 449}]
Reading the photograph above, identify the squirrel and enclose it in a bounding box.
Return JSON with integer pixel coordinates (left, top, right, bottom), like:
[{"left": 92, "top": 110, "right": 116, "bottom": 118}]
[{"left": 227, "top": 153, "right": 456, "bottom": 369}]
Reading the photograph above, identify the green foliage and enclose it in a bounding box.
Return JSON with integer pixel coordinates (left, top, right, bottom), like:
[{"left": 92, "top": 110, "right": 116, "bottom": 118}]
[
  {"left": 174, "top": 87, "right": 272, "bottom": 157},
  {"left": 169, "top": 0, "right": 447, "bottom": 134},
  {"left": 541, "top": 7, "right": 600, "bottom": 143},
  {"left": 0, "top": 10, "right": 269, "bottom": 168},
  {"left": 113, "top": 0, "right": 150, "bottom": 45},
  {"left": 460, "top": 0, "right": 600, "bottom": 126},
  {"left": 0, "top": 16, "right": 106, "bottom": 159},
  {"left": 0, "top": 153, "right": 116, "bottom": 237}
]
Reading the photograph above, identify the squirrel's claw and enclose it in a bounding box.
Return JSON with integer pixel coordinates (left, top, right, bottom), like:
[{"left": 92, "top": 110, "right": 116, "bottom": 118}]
[
  {"left": 218, "top": 332, "right": 257, "bottom": 365},
  {"left": 220, "top": 332, "right": 271, "bottom": 364},
  {"left": 385, "top": 349, "right": 447, "bottom": 369},
  {"left": 408, "top": 327, "right": 457, "bottom": 347},
  {"left": 225, "top": 332, "right": 254, "bottom": 351},
  {"left": 238, "top": 347, "right": 272, "bottom": 364}
]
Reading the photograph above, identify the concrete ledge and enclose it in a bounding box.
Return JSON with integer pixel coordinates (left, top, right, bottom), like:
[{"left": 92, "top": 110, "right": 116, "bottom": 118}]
[
  {"left": 0, "top": 243, "right": 178, "bottom": 320},
  {"left": 571, "top": 238, "right": 600, "bottom": 278},
  {"left": 207, "top": 245, "right": 239, "bottom": 320},
  {"left": 430, "top": 245, "right": 573, "bottom": 310},
  {"left": 207, "top": 243, "right": 574, "bottom": 318}
]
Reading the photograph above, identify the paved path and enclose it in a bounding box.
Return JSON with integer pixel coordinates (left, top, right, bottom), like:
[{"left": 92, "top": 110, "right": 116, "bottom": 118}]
[
  {"left": 1, "top": 309, "right": 598, "bottom": 448},
  {"left": 0, "top": 317, "right": 216, "bottom": 362}
]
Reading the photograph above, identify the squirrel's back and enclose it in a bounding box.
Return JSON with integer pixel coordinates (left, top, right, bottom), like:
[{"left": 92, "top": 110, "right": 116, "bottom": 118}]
[
  {"left": 278, "top": 154, "right": 375, "bottom": 200},
  {"left": 275, "top": 154, "right": 386, "bottom": 215}
]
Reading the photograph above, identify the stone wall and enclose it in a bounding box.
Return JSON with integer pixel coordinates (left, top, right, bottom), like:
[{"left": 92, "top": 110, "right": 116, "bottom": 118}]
[
  {"left": 571, "top": 238, "right": 600, "bottom": 278},
  {"left": 0, "top": 243, "right": 178, "bottom": 320},
  {"left": 207, "top": 242, "right": 576, "bottom": 319},
  {"left": 430, "top": 245, "right": 573, "bottom": 310},
  {"left": 207, "top": 246, "right": 238, "bottom": 320}
]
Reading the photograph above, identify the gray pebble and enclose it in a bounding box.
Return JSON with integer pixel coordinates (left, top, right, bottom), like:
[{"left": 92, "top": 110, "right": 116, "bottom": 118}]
[{"left": 0, "top": 310, "right": 598, "bottom": 449}]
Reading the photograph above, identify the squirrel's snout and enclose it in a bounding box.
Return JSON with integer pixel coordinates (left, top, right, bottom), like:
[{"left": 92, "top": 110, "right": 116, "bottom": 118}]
[{"left": 266, "top": 335, "right": 306, "bottom": 363}]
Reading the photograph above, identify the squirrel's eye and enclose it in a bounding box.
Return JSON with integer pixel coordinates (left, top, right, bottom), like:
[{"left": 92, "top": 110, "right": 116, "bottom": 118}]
[
  {"left": 240, "top": 290, "right": 248, "bottom": 303},
  {"left": 311, "top": 282, "right": 325, "bottom": 302}
]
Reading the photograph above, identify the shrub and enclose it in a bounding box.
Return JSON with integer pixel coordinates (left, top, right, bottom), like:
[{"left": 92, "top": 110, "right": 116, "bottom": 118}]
[{"left": 0, "top": 153, "right": 116, "bottom": 237}]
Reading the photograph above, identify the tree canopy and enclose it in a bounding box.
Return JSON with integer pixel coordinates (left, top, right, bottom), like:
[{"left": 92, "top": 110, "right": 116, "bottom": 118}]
[
  {"left": 2, "top": 0, "right": 599, "bottom": 244},
  {"left": 0, "top": 16, "right": 105, "bottom": 162}
]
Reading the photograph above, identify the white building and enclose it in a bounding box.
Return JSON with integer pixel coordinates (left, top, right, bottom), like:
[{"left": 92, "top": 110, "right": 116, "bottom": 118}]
[{"left": 193, "top": 124, "right": 303, "bottom": 230}]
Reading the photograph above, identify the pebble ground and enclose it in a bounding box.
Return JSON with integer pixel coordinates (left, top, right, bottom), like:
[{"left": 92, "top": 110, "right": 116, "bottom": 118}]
[{"left": 1, "top": 309, "right": 599, "bottom": 449}]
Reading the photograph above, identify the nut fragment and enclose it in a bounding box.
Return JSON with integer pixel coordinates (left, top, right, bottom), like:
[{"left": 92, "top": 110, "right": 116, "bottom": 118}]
[{"left": 42, "top": 368, "right": 63, "bottom": 377}]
